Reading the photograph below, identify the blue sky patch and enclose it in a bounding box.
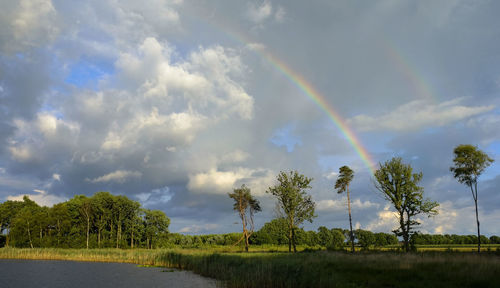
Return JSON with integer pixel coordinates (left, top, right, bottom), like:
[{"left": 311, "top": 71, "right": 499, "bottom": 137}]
[
  {"left": 65, "top": 57, "right": 114, "bottom": 89},
  {"left": 270, "top": 124, "right": 302, "bottom": 152}
]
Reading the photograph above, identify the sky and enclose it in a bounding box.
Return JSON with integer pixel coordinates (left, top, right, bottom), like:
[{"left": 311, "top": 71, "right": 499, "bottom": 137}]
[{"left": 1, "top": 0, "right": 499, "bottom": 236}]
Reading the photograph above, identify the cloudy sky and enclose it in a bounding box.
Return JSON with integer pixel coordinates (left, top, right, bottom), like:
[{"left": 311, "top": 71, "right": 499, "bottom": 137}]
[{"left": 1, "top": 0, "right": 499, "bottom": 236}]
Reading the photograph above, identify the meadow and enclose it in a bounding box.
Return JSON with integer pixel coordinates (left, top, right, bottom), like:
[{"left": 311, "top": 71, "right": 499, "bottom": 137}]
[{"left": 2, "top": 246, "right": 500, "bottom": 288}]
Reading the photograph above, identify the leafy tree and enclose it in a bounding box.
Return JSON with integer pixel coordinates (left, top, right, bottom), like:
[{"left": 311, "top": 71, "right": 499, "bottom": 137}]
[
  {"left": 374, "top": 157, "right": 439, "bottom": 252},
  {"left": 0, "top": 200, "right": 25, "bottom": 247},
  {"left": 450, "top": 144, "right": 494, "bottom": 253},
  {"left": 267, "top": 171, "right": 316, "bottom": 252},
  {"left": 355, "top": 229, "right": 375, "bottom": 250},
  {"left": 50, "top": 202, "right": 70, "bottom": 247},
  {"left": 317, "top": 226, "right": 333, "bottom": 247},
  {"left": 92, "top": 192, "right": 114, "bottom": 248},
  {"left": 228, "top": 184, "right": 261, "bottom": 252},
  {"left": 335, "top": 165, "right": 355, "bottom": 253},
  {"left": 79, "top": 197, "right": 93, "bottom": 249},
  {"left": 327, "top": 229, "right": 345, "bottom": 251},
  {"left": 251, "top": 218, "right": 289, "bottom": 245},
  {"left": 490, "top": 235, "right": 500, "bottom": 244},
  {"left": 144, "top": 209, "right": 170, "bottom": 249}
]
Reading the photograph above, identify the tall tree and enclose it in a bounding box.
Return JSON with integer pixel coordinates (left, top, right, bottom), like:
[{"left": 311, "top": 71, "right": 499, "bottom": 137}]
[
  {"left": 228, "top": 184, "right": 262, "bottom": 252},
  {"left": 335, "top": 165, "right": 355, "bottom": 253},
  {"left": 144, "top": 209, "right": 170, "bottom": 249},
  {"left": 79, "top": 197, "right": 93, "bottom": 249},
  {"left": 266, "top": 171, "right": 316, "bottom": 253},
  {"left": 450, "top": 144, "right": 494, "bottom": 253},
  {"left": 0, "top": 200, "right": 24, "bottom": 247},
  {"left": 374, "top": 157, "right": 439, "bottom": 252}
]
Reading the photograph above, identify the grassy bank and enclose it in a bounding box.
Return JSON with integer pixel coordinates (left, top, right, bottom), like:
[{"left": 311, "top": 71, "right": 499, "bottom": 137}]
[{"left": 1, "top": 247, "right": 500, "bottom": 287}]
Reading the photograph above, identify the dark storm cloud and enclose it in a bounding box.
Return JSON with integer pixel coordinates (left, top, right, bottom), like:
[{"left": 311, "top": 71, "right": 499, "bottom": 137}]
[{"left": 1, "top": 0, "right": 499, "bottom": 235}]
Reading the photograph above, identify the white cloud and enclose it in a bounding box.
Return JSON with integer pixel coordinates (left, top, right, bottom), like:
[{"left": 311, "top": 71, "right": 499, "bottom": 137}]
[
  {"left": 247, "top": 1, "right": 273, "bottom": 23},
  {"left": 324, "top": 171, "right": 338, "bottom": 180},
  {"left": 88, "top": 170, "right": 142, "bottom": 183},
  {"left": 274, "top": 6, "right": 286, "bottom": 22},
  {"left": 245, "top": 42, "right": 266, "bottom": 52},
  {"left": 7, "top": 189, "right": 66, "bottom": 207},
  {"left": 115, "top": 38, "right": 253, "bottom": 120},
  {"left": 219, "top": 150, "right": 250, "bottom": 164},
  {"left": 9, "top": 146, "right": 33, "bottom": 162},
  {"left": 188, "top": 167, "right": 274, "bottom": 196},
  {"left": 7, "top": 112, "right": 80, "bottom": 163},
  {"left": 349, "top": 99, "right": 494, "bottom": 132},
  {"left": 317, "top": 198, "right": 379, "bottom": 212},
  {"left": 0, "top": 0, "right": 59, "bottom": 52},
  {"left": 365, "top": 205, "right": 399, "bottom": 232}
]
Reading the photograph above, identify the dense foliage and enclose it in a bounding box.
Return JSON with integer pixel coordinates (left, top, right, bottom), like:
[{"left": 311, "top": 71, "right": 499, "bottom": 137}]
[
  {"left": 374, "top": 157, "right": 439, "bottom": 252},
  {"left": 0, "top": 192, "right": 169, "bottom": 248},
  {"left": 412, "top": 233, "right": 500, "bottom": 245},
  {"left": 266, "top": 171, "right": 316, "bottom": 252}
]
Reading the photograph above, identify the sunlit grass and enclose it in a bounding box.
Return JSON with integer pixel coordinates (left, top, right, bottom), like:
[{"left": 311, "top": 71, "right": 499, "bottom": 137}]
[{"left": 1, "top": 246, "right": 500, "bottom": 287}]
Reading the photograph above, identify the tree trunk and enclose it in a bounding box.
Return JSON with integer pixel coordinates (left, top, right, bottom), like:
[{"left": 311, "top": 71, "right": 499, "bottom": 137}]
[
  {"left": 56, "top": 219, "right": 61, "bottom": 246},
  {"left": 244, "top": 230, "right": 249, "bottom": 252},
  {"left": 86, "top": 216, "right": 90, "bottom": 249},
  {"left": 116, "top": 221, "right": 121, "bottom": 249},
  {"left": 131, "top": 229, "right": 134, "bottom": 249},
  {"left": 98, "top": 216, "right": 102, "bottom": 248},
  {"left": 292, "top": 227, "right": 297, "bottom": 253},
  {"left": 27, "top": 220, "right": 33, "bottom": 249},
  {"left": 400, "top": 211, "right": 408, "bottom": 252},
  {"left": 472, "top": 183, "right": 480, "bottom": 253},
  {"left": 347, "top": 186, "right": 355, "bottom": 253},
  {"left": 288, "top": 226, "right": 292, "bottom": 253},
  {"left": 406, "top": 211, "right": 411, "bottom": 251}
]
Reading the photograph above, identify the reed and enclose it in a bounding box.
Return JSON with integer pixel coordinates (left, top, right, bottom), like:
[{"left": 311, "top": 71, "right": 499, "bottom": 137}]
[{"left": 1, "top": 247, "right": 500, "bottom": 287}]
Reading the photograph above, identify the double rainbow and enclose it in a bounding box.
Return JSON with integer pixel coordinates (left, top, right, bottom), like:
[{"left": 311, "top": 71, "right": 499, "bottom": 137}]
[
  {"left": 260, "top": 51, "right": 377, "bottom": 174},
  {"left": 196, "top": 13, "right": 378, "bottom": 173}
]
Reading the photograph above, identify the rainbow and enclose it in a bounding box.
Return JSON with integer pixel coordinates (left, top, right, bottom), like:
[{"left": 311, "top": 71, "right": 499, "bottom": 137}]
[
  {"left": 257, "top": 49, "right": 377, "bottom": 174},
  {"left": 383, "top": 42, "right": 435, "bottom": 102},
  {"left": 196, "top": 14, "right": 377, "bottom": 173}
]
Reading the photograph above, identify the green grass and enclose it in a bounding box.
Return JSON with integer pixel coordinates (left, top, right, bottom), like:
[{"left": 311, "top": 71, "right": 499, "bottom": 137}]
[{"left": 1, "top": 247, "right": 500, "bottom": 287}]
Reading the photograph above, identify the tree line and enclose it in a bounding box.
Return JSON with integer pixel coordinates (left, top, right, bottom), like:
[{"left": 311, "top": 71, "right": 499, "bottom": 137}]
[
  {"left": 0, "top": 192, "right": 169, "bottom": 249},
  {"left": 228, "top": 144, "right": 494, "bottom": 253},
  {"left": 0, "top": 144, "right": 495, "bottom": 253}
]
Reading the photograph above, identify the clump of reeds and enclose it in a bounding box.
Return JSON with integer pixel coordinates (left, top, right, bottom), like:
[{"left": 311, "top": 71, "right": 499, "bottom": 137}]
[{"left": 1, "top": 248, "right": 500, "bottom": 287}]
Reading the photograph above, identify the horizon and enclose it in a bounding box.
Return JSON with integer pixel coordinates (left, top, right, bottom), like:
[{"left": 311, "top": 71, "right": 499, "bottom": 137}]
[{"left": 1, "top": 0, "right": 499, "bottom": 236}]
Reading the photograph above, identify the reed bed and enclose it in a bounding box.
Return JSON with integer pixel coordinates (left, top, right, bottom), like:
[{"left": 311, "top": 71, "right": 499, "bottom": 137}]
[{"left": 1, "top": 247, "right": 500, "bottom": 287}]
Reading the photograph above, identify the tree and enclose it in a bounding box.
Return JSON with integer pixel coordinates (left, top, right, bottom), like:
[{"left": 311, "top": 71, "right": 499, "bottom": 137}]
[
  {"left": 355, "top": 229, "right": 375, "bottom": 250},
  {"left": 79, "top": 197, "right": 93, "bottom": 249},
  {"left": 266, "top": 171, "right": 316, "bottom": 252},
  {"left": 143, "top": 209, "right": 170, "bottom": 249},
  {"left": 0, "top": 200, "right": 25, "bottom": 247},
  {"left": 450, "top": 144, "right": 494, "bottom": 253},
  {"left": 317, "top": 226, "right": 333, "bottom": 247},
  {"left": 335, "top": 165, "right": 355, "bottom": 253},
  {"left": 327, "top": 229, "right": 345, "bottom": 251},
  {"left": 250, "top": 218, "right": 289, "bottom": 245},
  {"left": 374, "top": 157, "right": 439, "bottom": 252},
  {"left": 228, "top": 184, "right": 261, "bottom": 252}
]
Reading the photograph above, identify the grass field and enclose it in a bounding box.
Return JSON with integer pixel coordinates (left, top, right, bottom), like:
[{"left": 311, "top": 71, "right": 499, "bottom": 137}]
[{"left": 1, "top": 247, "right": 500, "bottom": 287}]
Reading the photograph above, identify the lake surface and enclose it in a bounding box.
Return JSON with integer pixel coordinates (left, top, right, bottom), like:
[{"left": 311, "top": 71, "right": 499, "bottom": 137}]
[{"left": 0, "top": 259, "right": 217, "bottom": 288}]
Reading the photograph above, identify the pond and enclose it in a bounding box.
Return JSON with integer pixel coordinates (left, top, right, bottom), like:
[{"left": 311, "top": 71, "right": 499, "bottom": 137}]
[{"left": 0, "top": 259, "right": 217, "bottom": 288}]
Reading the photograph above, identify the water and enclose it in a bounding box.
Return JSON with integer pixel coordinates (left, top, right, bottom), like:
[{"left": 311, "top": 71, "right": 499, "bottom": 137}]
[{"left": 0, "top": 259, "right": 217, "bottom": 288}]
